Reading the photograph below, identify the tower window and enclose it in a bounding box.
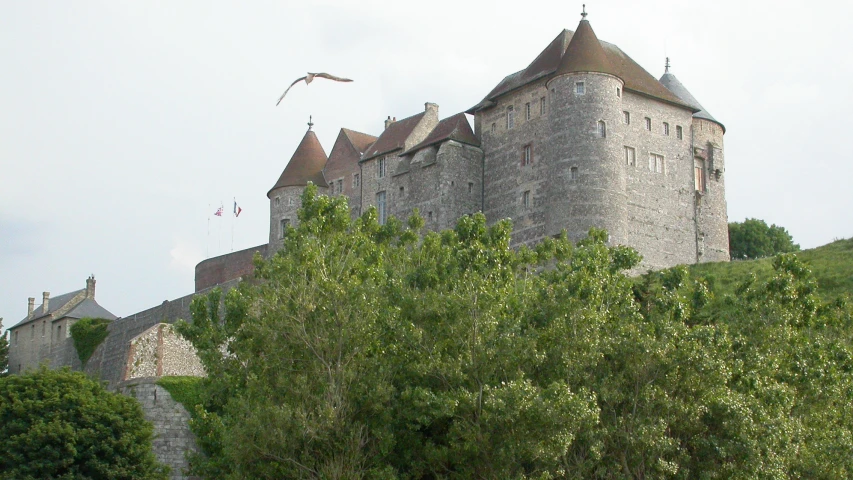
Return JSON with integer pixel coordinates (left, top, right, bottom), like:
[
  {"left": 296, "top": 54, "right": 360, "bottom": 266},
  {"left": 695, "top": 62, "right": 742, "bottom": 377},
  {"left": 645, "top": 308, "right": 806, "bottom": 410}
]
[
  {"left": 377, "top": 191, "right": 387, "bottom": 225},
  {"left": 522, "top": 144, "right": 533, "bottom": 166},
  {"left": 280, "top": 218, "right": 290, "bottom": 238},
  {"left": 624, "top": 146, "right": 636, "bottom": 166},
  {"left": 526, "top": 102, "right": 531, "bottom": 121},
  {"left": 649, "top": 153, "right": 664, "bottom": 173},
  {"left": 575, "top": 82, "right": 585, "bottom": 95},
  {"left": 506, "top": 106, "right": 515, "bottom": 129},
  {"left": 540, "top": 97, "right": 546, "bottom": 114},
  {"left": 491, "top": 122, "right": 496, "bottom": 133},
  {"left": 522, "top": 190, "right": 531, "bottom": 208},
  {"left": 275, "top": 196, "right": 280, "bottom": 206},
  {"left": 616, "top": 87, "right": 621, "bottom": 97},
  {"left": 288, "top": 197, "right": 294, "bottom": 206},
  {"left": 353, "top": 173, "right": 360, "bottom": 187},
  {"left": 399, "top": 186, "right": 404, "bottom": 197},
  {"left": 695, "top": 158, "right": 706, "bottom": 192},
  {"left": 598, "top": 120, "right": 607, "bottom": 138},
  {"left": 645, "top": 117, "right": 652, "bottom": 131},
  {"left": 428, "top": 211, "right": 433, "bottom": 221},
  {"left": 378, "top": 157, "right": 386, "bottom": 178},
  {"left": 468, "top": 182, "right": 474, "bottom": 194},
  {"left": 663, "top": 122, "right": 670, "bottom": 136},
  {"left": 623, "top": 111, "right": 630, "bottom": 124},
  {"left": 676, "top": 125, "right": 683, "bottom": 140},
  {"left": 570, "top": 167, "right": 578, "bottom": 179}
]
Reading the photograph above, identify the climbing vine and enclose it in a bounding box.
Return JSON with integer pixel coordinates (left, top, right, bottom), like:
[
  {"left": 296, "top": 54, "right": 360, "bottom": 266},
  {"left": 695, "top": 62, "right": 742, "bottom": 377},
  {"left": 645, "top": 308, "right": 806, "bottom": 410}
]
[{"left": 69, "top": 317, "right": 111, "bottom": 366}]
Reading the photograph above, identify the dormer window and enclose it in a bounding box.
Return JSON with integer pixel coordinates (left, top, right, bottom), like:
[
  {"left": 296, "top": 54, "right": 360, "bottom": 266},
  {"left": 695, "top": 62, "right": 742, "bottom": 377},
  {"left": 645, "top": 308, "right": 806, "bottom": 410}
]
[{"left": 575, "top": 82, "right": 585, "bottom": 95}]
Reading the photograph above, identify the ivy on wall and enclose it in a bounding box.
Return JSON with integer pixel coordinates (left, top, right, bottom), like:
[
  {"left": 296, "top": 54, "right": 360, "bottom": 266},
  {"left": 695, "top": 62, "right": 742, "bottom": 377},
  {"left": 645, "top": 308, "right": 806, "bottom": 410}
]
[{"left": 69, "top": 317, "right": 111, "bottom": 366}]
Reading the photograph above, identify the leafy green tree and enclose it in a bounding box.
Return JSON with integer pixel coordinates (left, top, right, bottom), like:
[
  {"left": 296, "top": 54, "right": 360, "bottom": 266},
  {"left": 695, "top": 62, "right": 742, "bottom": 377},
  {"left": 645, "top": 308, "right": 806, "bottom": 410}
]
[
  {"left": 0, "top": 318, "right": 8, "bottom": 377},
  {"left": 729, "top": 218, "right": 800, "bottom": 260},
  {"left": 0, "top": 367, "right": 168, "bottom": 480},
  {"left": 178, "top": 186, "right": 853, "bottom": 479}
]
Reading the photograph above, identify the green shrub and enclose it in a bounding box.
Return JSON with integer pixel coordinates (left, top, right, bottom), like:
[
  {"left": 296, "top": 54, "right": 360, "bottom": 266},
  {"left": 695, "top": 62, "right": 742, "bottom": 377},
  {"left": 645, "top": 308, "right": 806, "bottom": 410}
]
[
  {"left": 69, "top": 317, "right": 111, "bottom": 366},
  {"left": 157, "top": 376, "right": 204, "bottom": 414}
]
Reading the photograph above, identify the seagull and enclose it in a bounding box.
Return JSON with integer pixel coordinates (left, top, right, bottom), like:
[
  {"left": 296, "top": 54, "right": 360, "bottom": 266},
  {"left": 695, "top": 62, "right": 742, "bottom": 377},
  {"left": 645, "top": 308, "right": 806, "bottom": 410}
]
[{"left": 276, "top": 72, "right": 354, "bottom": 106}]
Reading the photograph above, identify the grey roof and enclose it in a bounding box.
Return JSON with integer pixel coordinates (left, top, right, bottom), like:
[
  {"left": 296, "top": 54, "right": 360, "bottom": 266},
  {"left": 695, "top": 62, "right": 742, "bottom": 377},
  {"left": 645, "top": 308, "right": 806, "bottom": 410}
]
[
  {"left": 12, "top": 289, "right": 116, "bottom": 328},
  {"left": 65, "top": 299, "right": 117, "bottom": 321},
  {"left": 659, "top": 72, "right": 725, "bottom": 132}
]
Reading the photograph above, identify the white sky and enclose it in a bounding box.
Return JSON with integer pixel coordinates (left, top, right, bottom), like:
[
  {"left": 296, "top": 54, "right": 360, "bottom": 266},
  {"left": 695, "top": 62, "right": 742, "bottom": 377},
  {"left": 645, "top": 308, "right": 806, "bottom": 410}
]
[{"left": 2, "top": 0, "right": 852, "bottom": 326}]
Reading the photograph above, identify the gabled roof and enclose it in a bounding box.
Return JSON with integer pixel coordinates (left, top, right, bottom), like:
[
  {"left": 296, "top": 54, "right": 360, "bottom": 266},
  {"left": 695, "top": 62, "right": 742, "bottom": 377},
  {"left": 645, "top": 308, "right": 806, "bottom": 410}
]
[
  {"left": 361, "top": 112, "right": 426, "bottom": 161},
  {"left": 659, "top": 71, "right": 725, "bottom": 132},
  {"left": 341, "top": 128, "right": 377, "bottom": 156},
  {"left": 403, "top": 113, "right": 480, "bottom": 155},
  {"left": 555, "top": 19, "right": 617, "bottom": 78},
  {"left": 14, "top": 289, "right": 83, "bottom": 327},
  {"left": 13, "top": 289, "right": 116, "bottom": 328},
  {"left": 469, "top": 28, "right": 692, "bottom": 112},
  {"left": 268, "top": 128, "right": 329, "bottom": 197},
  {"left": 65, "top": 299, "right": 117, "bottom": 321}
]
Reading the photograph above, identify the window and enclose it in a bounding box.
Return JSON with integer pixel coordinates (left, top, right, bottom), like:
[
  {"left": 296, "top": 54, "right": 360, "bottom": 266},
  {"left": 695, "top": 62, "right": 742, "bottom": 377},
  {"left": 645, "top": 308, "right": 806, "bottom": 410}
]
[
  {"left": 336, "top": 179, "right": 343, "bottom": 194},
  {"left": 676, "top": 125, "right": 683, "bottom": 140},
  {"left": 570, "top": 166, "right": 578, "bottom": 179},
  {"left": 377, "top": 191, "right": 386, "bottom": 225},
  {"left": 15, "top": 330, "right": 18, "bottom": 346},
  {"left": 288, "top": 197, "right": 294, "bottom": 206},
  {"left": 694, "top": 158, "right": 706, "bottom": 192},
  {"left": 598, "top": 120, "right": 606, "bottom": 138},
  {"left": 540, "top": 97, "right": 546, "bottom": 114},
  {"left": 399, "top": 186, "right": 404, "bottom": 197},
  {"left": 522, "top": 144, "right": 532, "bottom": 166},
  {"left": 506, "top": 106, "right": 515, "bottom": 129},
  {"left": 275, "top": 196, "right": 280, "bottom": 206},
  {"left": 649, "top": 154, "right": 664, "bottom": 173},
  {"left": 491, "top": 122, "right": 496, "bottom": 133},
  {"left": 624, "top": 146, "right": 636, "bottom": 166},
  {"left": 31, "top": 324, "right": 34, "bottom": 339},
  {"left": 616, "top": 87, "right": 621, "bottom": 97},
  {"left": 522, "top": 190, "right": 531, "bottom": 208},
  {"left": 575, "top": 82, "right": 585, "bottom": 95},
  {"left": 645, "top": 117, "right": 652, "bottom": 131},
  {"left": 280, "top": 218, "right": 290, "bottom": 238},
  {"left": 378, "top": 157, "right": 386, "bottom": 178},
  {"left": 42, "top": 321, "right": 45, "bottom": 337},
  {"left": 57, "top": 325, "right": 61, "bottom": 340},
  {"left": 623, "top": 111, "right": 630, "bottom": 124},
  {"left": 468, "top": 182, "right": 474, "bottom": 194},
  {"left": 353, "top": 173, "right": 360, "bottom": 188},
  {"left": 428, "top": 211, "right": 433, "bottom": 221},
  {"left": 526, "top": 102, "right": 531, "bottom": 120},
  {"left": 663, "top": 122, "right": 670, "bottom": 136}
]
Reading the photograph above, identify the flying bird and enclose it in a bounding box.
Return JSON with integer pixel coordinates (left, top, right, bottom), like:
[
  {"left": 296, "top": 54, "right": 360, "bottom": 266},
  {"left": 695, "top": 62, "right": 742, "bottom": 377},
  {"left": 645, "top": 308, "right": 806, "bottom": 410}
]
[{"left": 276, "top": 72, "right": 354, "bottom": 106}]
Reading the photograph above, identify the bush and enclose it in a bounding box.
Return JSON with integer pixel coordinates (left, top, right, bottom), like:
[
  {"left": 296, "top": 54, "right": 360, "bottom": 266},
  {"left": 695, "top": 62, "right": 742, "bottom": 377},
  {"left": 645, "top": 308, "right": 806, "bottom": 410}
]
[{"left": 69, "top": 317, "right": 111, "bottom": 366}]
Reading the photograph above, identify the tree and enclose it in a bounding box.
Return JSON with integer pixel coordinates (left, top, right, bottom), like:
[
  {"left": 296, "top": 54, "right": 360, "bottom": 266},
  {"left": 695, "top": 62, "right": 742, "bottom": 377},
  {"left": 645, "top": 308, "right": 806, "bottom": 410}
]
[
  {"left": 178, "top": 186, "right": 853, "bottom": 479},
  {"left": 0, "top": 318, "right": 8, "bottom": 377},
  {"left": 729, "top": 218, "right": 800, "bottom": 260},
  {"left": 0, "top": 367, "right": 168, "bottom": 480}
]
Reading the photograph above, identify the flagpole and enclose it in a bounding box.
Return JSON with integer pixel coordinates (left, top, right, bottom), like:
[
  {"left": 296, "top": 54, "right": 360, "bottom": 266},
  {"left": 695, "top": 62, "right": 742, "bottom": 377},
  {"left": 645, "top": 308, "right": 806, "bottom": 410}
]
[
  {"left": 231, "top": 197, "right": 235, "bottom": 253},
  {"left": 206, "top": 203, "right": 210, "bottom": 259},
  {"left": 218, "top": 201, "right": 222, "bottom": 255}
]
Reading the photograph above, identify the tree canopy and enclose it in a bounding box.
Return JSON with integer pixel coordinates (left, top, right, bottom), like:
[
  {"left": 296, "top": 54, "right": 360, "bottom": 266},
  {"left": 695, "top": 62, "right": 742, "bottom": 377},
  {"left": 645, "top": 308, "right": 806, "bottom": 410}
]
[
  {"left": 0, "top": 367, "right": 168, "bottom": 480},
  {"left": 729, "top": 218, "right": 800, "bottom": 260},
  {"left": 177, "top": 185, "right": 853, "bottom": 479}
]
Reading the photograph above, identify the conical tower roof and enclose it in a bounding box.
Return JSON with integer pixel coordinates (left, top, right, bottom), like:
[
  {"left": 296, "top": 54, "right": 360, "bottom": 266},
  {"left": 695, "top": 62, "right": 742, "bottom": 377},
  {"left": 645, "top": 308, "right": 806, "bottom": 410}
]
[
  {"left": 659, "top": 62, "right": 725, "bottom": 132},
  {"left": 267, "top": 126, "right": 328, "bottom": 198},
  {"left": 555, "top": 17, "right": 619, "bottom": 79}
]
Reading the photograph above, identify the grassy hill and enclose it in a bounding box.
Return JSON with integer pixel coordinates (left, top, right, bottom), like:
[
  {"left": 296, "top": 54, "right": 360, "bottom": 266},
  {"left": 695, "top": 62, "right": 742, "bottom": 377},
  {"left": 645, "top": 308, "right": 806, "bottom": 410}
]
[{"left": 683, "top": 237, "right": 853, "bottom": 302}]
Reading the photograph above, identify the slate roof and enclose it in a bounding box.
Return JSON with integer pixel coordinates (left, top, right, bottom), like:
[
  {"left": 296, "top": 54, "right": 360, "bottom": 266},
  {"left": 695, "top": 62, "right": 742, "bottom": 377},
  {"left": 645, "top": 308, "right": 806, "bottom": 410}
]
[
  {"left": 268, "top": 129, "right": 329, "bottom": 196},
  {"left": 13, "top": 289, "right": 116, "bottom": 328},
  {"left": 361, "top": 112, "right": 426, "bottom": 161},
  {"left": 659, "top": 71, "right": 725, "bottom": 132},
  {"left": 469, "top": 26, "right": 693, "bottom": 112},
  {"left": 403, "top": 113, "right": 480, "bottom": 155},
  {"left": 555, "top": 19, "right": 617, "bottom": 78},
  {"left": 341, "top": 128, "right": 377, "bottom": 156}
]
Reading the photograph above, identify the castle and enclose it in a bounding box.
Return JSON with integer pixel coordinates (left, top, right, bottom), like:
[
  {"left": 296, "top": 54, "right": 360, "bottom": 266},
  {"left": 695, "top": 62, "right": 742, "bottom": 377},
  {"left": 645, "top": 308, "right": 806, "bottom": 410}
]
[{"left": 5, "top": 13, "right": 728, "bottom": 479}]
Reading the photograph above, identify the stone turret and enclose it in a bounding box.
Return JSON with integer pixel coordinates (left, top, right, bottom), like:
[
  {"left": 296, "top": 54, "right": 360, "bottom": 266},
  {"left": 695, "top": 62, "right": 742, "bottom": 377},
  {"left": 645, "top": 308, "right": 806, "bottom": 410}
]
[
  {"left": 545, "top": 12, "right": 627, "bottom": 244},
  {"left": 267, "top": 119, "right": 329, "bottom": 252}
]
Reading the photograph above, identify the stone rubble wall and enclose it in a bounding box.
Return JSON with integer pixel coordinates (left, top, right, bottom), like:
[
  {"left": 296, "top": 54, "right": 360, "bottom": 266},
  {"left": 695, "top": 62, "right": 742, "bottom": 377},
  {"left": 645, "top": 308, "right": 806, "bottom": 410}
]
[{"left": 126, "top": 323, "right": 206, "bottom": 380}]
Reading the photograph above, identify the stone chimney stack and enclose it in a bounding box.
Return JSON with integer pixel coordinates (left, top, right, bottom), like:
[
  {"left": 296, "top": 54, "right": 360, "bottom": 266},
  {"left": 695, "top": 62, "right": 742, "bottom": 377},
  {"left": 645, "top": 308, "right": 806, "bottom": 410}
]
[
  {"left": 42, "top": 292, "right": 50, "bottom": 314},
  {"left": 384, "top": 116, "right": 394, "bottom": 130},
  {"left": 425, "top": 102, "right": 438, "bottom": 117},
  {"left": 86, "top": 275, "right": 96, "bottom": 299},
  {"left": 27, "top": 297, "right": 34, "bottom": 319}
]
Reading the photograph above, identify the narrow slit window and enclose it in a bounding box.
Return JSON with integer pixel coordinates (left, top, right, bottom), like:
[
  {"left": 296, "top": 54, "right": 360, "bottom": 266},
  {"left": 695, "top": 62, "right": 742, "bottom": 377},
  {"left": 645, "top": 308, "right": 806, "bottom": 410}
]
[
  {"left": 378, "top": 157, "right": 386, "bottom": 178},
  {"left": 540, "top": 97, "right": 546, "bottom": 114},
  {"left": 570, "top": 166, "right": 578, "bottom": 179},
  {"left": 526, "top": 102, "right": 531, "bottom": 120},
  {"left": 522, "top": 144, "right": 532, "bottom": 166},
  {"left": 623, "top": 111, "right": 630, "bottom": 124},
  {"left": 663, "top": 122, "right": 670, "bottom": 136},
  {"left": 676, "top": 125, "right": 683, "bottom": 140},
  {"left": 598, "top": 120, "right": 606, "bottom": 138},
  {"left": 523, "top": 190, "right": 531, "bottom": 208},
  {"left": 645, "top": 117, "right": 652, "bottom": 131}
]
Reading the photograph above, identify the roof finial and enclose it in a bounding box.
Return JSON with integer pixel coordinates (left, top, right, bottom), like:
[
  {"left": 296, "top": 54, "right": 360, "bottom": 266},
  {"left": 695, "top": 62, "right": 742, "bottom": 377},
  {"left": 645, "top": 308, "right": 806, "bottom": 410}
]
[
  {"left": 581, "top": 4, "right": 587, "bottom": 19},
  {"left": 307, "top": 115, "right": 313, "bottom": 130},
  {"left": 665, "top": 57, "right": 671, "bottom": 74}
]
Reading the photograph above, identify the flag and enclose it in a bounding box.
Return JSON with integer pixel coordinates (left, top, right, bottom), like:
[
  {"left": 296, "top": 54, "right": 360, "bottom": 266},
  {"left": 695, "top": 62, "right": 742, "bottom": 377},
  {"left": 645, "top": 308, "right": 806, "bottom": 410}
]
[
  {"left": 233, "top": 200, "right": 242, "bottom": 217},
  {"left": 214, "top": 206, "right": 223, "bottom": 217}
]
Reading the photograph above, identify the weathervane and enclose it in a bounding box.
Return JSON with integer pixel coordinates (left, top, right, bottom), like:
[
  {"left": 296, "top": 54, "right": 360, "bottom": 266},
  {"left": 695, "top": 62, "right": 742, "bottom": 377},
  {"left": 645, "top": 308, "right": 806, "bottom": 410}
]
[
  {"left": 665, "top": 57, "right": 671, "bottom": 74},
  {"left": 308, "top": 115, "right": 313, "bottom": 130},
  {"left": 581, "top": 4, "right": 587, "bottom": 19}
]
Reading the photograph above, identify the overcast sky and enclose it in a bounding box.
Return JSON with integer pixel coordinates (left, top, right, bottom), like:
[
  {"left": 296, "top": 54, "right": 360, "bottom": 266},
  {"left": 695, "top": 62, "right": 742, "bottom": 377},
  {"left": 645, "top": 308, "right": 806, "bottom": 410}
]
[{"left": 2, "top": 0, "right": 852, "bottom": 327}]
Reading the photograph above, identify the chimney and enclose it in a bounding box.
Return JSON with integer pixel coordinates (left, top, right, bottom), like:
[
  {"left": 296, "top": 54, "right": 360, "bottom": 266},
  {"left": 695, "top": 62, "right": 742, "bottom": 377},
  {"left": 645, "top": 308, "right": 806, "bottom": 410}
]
[
  {"left": 384, "top": 115, "right": 394, "bottom": 130},
  {"left": 425, "top": 102, "right": 439, "bottom": 117},
  {"left": 42, "top": 292, "right": 50, "bottom": 314},
  {"left": 27, "top": 298, "right": 35, "bottom": 319},
  {"left": 86, "top": 275, "right": 96, "bottom": 299}
]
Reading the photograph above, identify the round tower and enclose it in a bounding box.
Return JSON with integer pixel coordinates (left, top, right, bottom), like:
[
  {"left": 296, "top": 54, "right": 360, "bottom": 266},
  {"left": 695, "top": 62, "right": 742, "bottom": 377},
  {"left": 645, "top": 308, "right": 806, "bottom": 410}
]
[
  {"left": 267, "top": 119, "right": 329, "bottom": 253},
  {"left": 545, "top": 11, "right": 627, "bottom": 244},
  {"left": 659, "top": 64, "right": 729, "bottom": 262}
]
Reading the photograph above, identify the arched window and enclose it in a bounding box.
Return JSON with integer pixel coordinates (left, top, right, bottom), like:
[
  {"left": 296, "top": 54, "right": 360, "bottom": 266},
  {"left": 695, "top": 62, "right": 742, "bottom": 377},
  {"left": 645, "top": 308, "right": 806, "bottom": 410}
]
[{"left": 598, "top": 120, "right": 606, "bottom": 138}]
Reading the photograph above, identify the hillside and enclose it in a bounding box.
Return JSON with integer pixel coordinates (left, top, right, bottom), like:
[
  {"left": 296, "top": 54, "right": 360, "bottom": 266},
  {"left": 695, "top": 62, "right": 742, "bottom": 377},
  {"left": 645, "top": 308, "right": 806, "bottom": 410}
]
[{"left": 683, "top": 237, "right": 853, "bottom": 302}]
